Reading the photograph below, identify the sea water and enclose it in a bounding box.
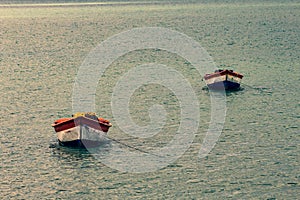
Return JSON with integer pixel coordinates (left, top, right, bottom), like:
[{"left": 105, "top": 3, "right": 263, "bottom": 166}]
[{"left": 0, "top": 2, "right": 299, "bottom": 199}]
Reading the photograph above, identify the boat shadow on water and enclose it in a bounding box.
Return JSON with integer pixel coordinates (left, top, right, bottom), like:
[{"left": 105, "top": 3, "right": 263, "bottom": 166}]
[
  {"left": 201, "top": 84, "right": 272, "bottom": 96},
  {"left": 201, "top": 85, "right": 244, "bottom": 95},
  {"left": 49, "top": 138, "right": 112, "bottom": 162}
]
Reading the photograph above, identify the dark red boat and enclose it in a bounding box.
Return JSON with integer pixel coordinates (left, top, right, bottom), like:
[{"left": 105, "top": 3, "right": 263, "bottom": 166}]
[
  {"left": 52, "top": 112, "right": 112, "bottom": 147},
  {"left": 204, "top": 69, "right": 243, "bottom": 90}
]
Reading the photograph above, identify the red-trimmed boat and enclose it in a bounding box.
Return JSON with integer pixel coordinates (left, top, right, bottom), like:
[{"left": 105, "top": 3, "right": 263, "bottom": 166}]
[
  {"left": 204, "top": 69, "right": 243, "bottom": 90},
  {"left": 52, "top": 112, "right": 112, "bottom": 148}
]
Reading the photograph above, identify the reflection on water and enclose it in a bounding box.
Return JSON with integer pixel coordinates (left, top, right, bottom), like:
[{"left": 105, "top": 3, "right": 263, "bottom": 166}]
[{"left": 49, "top": 139, "right": 113, "bottom": 162}]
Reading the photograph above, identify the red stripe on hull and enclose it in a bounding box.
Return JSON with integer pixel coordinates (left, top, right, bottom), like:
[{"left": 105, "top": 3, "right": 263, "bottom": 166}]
[
  {"left": 52, "top": 116, "right": 111, "bottom": 133},
  {"left": 204, "top": 70, "right": 243, "bottom": 80}
]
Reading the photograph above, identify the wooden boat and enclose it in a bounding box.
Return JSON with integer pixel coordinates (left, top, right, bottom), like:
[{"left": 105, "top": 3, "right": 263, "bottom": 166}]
[
  {"left": 204, "top": 69, "right": 243, "bottom": 90},
  {"left": 52, "top": 112, "right": 112, "bottom": 148}
]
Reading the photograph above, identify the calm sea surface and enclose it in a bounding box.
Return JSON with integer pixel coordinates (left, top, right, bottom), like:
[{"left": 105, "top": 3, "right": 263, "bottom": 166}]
[{"left": 0, "top": 2, "right": 299, "bottom": 199}]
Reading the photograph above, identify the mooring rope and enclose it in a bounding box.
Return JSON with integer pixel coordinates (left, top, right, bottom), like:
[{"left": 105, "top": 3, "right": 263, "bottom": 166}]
[
  {"left": 105, "top": 135, "right": 162, "bottom": 158},
  {"left": 240, "top": 82, "right": 272, "bottom": 93}
]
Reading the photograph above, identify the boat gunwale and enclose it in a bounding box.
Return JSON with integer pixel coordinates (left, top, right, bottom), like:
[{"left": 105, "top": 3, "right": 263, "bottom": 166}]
[
  {"left": 52, "top": 116, "right": 112, "bottom": 129},
  {"left": 204, "top": 69, "right": 243, "bottom": 80}
]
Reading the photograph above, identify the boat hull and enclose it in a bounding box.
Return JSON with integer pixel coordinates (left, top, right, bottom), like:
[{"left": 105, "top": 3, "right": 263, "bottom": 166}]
[
  {"left": 204, "top": 69, "right": 243, "bottom": 91},
  {"left": 56, "top": 125, "right": 108, "bottom": 148},
  {"left": 207, "top": 80, "right": 241, "bottom": 90},
  {"left": 58, "top": 139, "right": 106, "bottom": 148},
  {"left": 53, "top": 116, "right": 111, "bottom": 148}
]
